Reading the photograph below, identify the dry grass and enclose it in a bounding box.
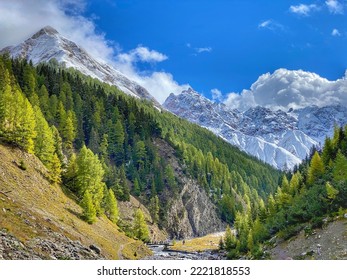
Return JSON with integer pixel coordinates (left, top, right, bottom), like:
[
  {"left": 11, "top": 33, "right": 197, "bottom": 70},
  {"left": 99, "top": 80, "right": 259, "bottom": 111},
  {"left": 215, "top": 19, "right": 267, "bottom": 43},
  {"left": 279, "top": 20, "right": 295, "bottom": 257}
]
[
  {"left": 0, "top": 143, "right": 151, "bottom": 259},
  {"left": 170, "top": 232, "right": 225, "bottom": 252}
]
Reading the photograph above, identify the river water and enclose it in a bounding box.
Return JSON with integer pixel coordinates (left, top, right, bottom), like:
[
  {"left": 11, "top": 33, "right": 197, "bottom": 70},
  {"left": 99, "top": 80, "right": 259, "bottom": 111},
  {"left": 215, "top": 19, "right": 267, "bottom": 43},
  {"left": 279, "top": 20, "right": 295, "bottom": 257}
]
[{"left": 144, "top": 245, "right": 225, "bottom": 260}]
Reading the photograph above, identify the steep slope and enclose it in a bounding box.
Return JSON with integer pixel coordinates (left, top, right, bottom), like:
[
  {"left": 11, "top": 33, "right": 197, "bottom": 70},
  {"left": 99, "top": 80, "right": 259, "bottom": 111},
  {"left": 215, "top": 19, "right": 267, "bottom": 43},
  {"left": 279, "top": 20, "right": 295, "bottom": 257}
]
[
  {"left": 268, "top": 218, "right": 347, "bottom": 260},
  {"left": 1, "top": 26, "right": 159, "bottom": 106},
  {"left": 164, "top": 88, "right": 347, "bottom": 170},
  {"left": 0, "top": 143, "right": 151, "bottom": 260}
]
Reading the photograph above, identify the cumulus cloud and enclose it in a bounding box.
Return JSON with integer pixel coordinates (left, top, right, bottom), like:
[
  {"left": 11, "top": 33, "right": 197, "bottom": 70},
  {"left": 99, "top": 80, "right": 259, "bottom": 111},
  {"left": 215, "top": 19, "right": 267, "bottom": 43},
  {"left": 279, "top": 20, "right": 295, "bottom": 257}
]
[
  {"left": 326, "top": 0, "right": 344, "bottom": 14},
  {"left": 0, "top": 0, "right": 114, "bottom": 63},
  {"left": 117, "top": 46, "right": 168, "bottom": 64},
  {"left": 115, "top": 46, "right": 189, "bottom": 103},
  {"left": 289, "top": 4, "right": 318, "bottom": 16},
  {"left": 332, "top": 28, "right": 341, "bottom": 36},
  {"left": 0, "top": 0, "right": 189, "bottom": 104},
  {"left": 224, "top": 69, "right": 347, "bottom": 111}
]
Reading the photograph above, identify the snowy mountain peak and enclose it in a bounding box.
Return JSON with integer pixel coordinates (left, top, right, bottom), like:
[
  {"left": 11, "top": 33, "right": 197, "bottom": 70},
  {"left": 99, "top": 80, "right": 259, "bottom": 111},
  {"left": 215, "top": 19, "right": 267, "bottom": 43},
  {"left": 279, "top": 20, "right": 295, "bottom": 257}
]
[
  {"left": 1, "top": 26, "right": 160, "bottom": 106},
  {"left": 32, "top": 26, "right": 59, "bottom": 37},
  {"left": 164, "top": 88, "right": 347, "bottom": 170}
]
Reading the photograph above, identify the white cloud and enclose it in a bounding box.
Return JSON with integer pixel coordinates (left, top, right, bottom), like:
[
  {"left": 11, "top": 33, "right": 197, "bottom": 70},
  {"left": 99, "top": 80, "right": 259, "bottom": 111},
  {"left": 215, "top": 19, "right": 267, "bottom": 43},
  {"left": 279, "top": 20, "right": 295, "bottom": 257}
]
[
  {"left": 326, "top": 0, "right": 344, "bottom": 14},
  {"left": 0, "top": 0, "right": 115, "bottom": 63},
  {"left": 0, "top": 0, "right": 188, "bottom": 104},
  {"left": 332, "top": 28, "right": 341, "bottom": 36},
  {"left": 195, "top": 47, "right": 212, "bottom": 53},
  {"left": 115, "top": 47, "right": 189, "bottom": 104},
  {"left": 117, "top": 46, "right": 168, "bottom": 64},
  {"left": 289, "top": 4, "right": 318, "bottom": 16},
  {"left": 258, "top": 19, "right": 284, "bottom": 31},
  {"left": 211, "top": 88, "right": 223, "bottom": 102},
  {"left": 224, "top": 69, "right": 347, "bottom": 111},
  {"left": 186, "top": 43, "right": 212, "bottom": 55}
]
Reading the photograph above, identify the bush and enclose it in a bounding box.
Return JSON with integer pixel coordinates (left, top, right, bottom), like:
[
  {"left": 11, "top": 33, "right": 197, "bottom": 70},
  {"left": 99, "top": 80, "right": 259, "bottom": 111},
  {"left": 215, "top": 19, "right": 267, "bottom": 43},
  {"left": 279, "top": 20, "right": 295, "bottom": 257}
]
[{"left": 18, "top": 160, "right": 27, "bottom": 170}]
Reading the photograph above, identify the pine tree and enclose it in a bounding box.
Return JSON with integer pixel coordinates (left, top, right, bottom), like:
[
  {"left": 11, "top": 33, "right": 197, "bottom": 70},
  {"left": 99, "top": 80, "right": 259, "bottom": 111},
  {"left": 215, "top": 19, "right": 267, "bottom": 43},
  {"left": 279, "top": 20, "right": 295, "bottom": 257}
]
[
  {"left": 149, "top": 195, "right": 160, "bottom": 224},
  {"left": 49, "top": 153, "right": 62, "bottom": 183},
  {"left": 133, "top": 209, "right": 150, "bottom": 242},
  {"left": 62, "top": 110, "right": 76, "bottom": 150},
  {"left": 118, "top": 165, "right": 130, "bottom": 201},
  {"left": 104, "top": 188, "right": 119, "bottom": 223},
  {"left": 73, "top": 146, "right": 105, "bottom": 214},
  {"left": 333, "top": 151, "right": 347, "bottom": 182},
  {"left": 133, "top": 177, "right": 141, "bottom": 196},
  {"left": 326, "top": 182, "right": 339, "bottom": 201},
  {"left": 134, "top": 140, "right": 146, "bottom": 168},
  {"left": 51, "top": 125, "right": 64, "bottom": 163},
  {"left": 108, "top": 119, "right": 125, "bottom": 166},
  {"left": 80, "top": 190, "right": 96, "bottom": 224},
  {"left": 33, "top": 106, "right": 55, "bottom": 167},
  {"left": 307, "top": 151, "right": 325, "bottom": 185},
  {"left": 224, "top": 225, "right": 236, "bottom": 251}
]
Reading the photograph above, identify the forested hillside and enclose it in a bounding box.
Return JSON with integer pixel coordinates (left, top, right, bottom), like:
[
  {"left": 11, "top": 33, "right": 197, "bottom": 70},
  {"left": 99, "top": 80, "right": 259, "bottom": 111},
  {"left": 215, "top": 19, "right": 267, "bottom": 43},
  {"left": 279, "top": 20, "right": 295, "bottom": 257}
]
[
  {"left": 0, "top": 54, "right": 282, "bottom": 242},
  {"left": 223, "top": 126, "right": 347, "bottom": 259}
]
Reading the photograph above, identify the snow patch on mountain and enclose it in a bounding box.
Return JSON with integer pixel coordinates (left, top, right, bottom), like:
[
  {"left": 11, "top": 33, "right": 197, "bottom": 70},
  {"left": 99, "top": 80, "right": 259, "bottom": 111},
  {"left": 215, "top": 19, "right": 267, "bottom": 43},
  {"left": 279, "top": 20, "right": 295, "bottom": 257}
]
[
  {"left": 164, "top": 88, "right": 347, "bottom": 170},
  {"left": 1, "top": 26, "right": 159, "bottom": 106}
]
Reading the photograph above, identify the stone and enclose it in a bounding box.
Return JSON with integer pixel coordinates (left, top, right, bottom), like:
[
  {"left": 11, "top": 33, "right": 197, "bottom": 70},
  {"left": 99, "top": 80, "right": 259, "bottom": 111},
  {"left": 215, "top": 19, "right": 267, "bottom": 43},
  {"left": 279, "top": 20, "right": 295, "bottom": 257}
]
[{"left": 89, "top": 244, "right": 101, "bottom": 254}]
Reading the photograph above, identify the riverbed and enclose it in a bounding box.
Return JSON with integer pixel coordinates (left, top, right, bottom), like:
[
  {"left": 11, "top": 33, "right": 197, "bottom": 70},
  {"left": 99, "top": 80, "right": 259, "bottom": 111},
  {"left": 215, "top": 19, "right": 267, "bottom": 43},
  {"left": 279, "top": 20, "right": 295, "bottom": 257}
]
[{"left": 144, "top": 244, "right": 226, "bottom": 260}]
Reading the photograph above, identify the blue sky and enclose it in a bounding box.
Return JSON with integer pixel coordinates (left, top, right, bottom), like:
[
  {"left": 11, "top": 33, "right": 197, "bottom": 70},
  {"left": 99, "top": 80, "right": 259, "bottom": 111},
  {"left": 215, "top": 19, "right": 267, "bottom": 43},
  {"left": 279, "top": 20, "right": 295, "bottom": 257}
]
[
  {"left": 0, "top": 0, "right": 346, "bottom": 104},
  {"left": 83, "top": 0, "right": 347, "bottom": 99}
]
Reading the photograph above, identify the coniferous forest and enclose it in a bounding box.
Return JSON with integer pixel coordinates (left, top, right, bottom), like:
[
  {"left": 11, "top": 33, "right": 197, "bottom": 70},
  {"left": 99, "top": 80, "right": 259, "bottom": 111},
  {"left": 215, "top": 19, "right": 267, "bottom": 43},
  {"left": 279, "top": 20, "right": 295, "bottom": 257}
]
[{"left": 1, "top": 54, "right": 346, "bottom": 259}]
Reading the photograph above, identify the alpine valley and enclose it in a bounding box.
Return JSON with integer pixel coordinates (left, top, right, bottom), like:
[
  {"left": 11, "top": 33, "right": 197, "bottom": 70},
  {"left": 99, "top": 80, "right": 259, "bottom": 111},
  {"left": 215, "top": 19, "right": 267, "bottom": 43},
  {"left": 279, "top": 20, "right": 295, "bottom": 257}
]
[{"left": 1, "top": 26, "right": 347, "bottom": 261}]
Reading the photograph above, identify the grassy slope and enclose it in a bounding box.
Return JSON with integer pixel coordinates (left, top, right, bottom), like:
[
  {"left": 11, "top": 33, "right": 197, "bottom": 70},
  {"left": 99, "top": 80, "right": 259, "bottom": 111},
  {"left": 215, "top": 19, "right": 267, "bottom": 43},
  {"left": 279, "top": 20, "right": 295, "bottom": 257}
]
[{"left": 0, "top": 143, "right": 151, "bottom": 259}]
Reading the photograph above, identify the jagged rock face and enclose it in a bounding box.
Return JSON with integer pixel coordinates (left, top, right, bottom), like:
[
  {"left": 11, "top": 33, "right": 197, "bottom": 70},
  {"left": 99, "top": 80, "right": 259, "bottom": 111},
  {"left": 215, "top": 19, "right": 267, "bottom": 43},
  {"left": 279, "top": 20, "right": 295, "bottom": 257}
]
[
  {"left": 166, "top": 179, "right": 225, "bottom": 239},
  {"left": 164, "top": 88, "right": 347, "bottom": 170},
  {"left": 153, "top": 138, "right": 225, "bottom": 239},
  {"left": 1, "top": 26, "right": 160, "bottom": 106}
]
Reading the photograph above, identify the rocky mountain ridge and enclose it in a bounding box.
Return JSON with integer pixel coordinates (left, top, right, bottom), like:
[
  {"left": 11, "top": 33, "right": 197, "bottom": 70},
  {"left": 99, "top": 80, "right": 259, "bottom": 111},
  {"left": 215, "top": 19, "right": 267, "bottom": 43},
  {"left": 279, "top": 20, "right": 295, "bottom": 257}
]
[
  {"left": 164, "top": 88, "right": 347, "bottom": 170},
  {"left": 1, "top": 26, "right": 160, "bottom": 106}
]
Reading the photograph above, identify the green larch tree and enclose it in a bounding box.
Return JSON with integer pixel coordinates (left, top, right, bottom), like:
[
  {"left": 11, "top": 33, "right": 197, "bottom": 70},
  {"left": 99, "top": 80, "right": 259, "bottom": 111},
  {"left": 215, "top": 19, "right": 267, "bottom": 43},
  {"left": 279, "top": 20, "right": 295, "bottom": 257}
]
[
  {"left": 80, "top": 190, "right": 96, "bottom": 224},
  {"left": 133, "top": 209, "right": 150, "bottom": 242}
]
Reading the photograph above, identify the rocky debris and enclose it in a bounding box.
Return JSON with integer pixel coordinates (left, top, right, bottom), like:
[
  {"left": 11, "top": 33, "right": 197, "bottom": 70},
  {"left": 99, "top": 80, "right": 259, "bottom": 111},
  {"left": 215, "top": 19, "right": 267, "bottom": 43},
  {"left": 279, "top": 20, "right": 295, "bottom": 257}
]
[
  {"left": 0, "top": 229, "right": 104, "bottom": 260},
  {"left": 89, "top": 244, "right": 101, "bottom": 255},
  {"left": 269, "top": 219, "right": 347, "bottom": 260}
]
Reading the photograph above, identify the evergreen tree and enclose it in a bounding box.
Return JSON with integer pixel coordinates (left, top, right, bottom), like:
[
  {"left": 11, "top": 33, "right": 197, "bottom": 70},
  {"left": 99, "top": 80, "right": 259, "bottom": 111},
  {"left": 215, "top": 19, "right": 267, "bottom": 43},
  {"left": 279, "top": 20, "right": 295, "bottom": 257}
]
[
  {"left": 33, "top": 106, "right": 55, "bottom": 167},
  {"left": 333, "top": 151, "right": 347, "bottom": 182},
  {"left": 73, "top": 146, "right": 105, "bottom": 214},
  {"left": 133, "top": 177, "right": 141, "bottom": 196},
  {"left": 133, "top": 209, "right": 150, "bottom": 242},
  {"left": 224, "top": 225, "right": 236, "bottom": 251},
  {"left": 149, "top": 195, "right": 160, "bottom": 224},
  {"left": 307, "top": 151, "right": 325, "bottom": 185},
  {"left": 80, "top": 190, "right": 96, "bottom": 224},
  {"left": 104, "top": 188, "right": 119, "bottom": 223},
  {"left": 49, "top": 153, "right": 62, "bottom": 183}
]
